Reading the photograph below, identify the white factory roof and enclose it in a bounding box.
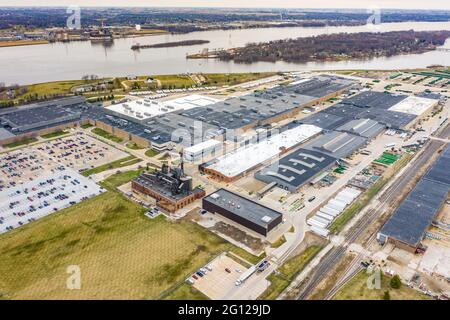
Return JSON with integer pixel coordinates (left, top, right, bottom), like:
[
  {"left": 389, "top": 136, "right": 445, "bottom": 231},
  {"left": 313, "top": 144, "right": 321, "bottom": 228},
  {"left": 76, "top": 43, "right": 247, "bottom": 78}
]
[
  {"left": 106, "top": 94, "right": 220, "bottom": 120},
  {"left": 388, "top": 96, "right": 438, "bottom": 116},
  {"left": 184, "top": 139, "right": 222, "bottom": 155},
  {"left": 207, "top": 124, "right": 322, "bottom": 178}
]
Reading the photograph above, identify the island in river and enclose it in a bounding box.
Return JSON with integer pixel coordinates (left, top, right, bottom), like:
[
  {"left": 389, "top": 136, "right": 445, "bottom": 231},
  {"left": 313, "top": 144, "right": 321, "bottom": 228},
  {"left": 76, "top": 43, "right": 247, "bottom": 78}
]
[
  {"left": 189, "top": 30, "right": 450, "bottom": 64},
  {"left": 131, "top": 40, "right": 210, "bottom": 50}
]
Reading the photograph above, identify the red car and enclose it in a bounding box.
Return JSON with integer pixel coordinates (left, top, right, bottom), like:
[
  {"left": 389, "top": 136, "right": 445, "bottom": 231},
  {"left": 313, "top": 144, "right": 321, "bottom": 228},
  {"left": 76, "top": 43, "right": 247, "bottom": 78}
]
[
  {"left": 192, "top": 274, "right": 199, "bottom": 280},
  {"left": 225, "top": 268, "right": 231, "bottom": 273}
]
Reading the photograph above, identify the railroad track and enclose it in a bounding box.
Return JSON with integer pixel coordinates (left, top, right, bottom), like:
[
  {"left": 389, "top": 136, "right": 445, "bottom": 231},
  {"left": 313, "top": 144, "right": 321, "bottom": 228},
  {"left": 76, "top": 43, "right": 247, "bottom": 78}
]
[{"left": 296, "top": 124, "right": 450, "bottom": 300}]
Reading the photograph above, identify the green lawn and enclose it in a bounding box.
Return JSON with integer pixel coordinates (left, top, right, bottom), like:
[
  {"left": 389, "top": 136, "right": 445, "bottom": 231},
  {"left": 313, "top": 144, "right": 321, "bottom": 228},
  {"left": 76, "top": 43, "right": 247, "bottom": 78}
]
[
  {"left": 271, "top": 235, "right": 287, "bottom": 248},
  {"left": 162, "top": 283, "right": 209, "bottom": 300},
  {"left": 278, "top": 245, "right": 323, "bottom": 279},
  {"left": 99, "top": 169, "right": 146, "bottom": 191},
  {"left": 145, "top": 149, "right": 160, "bottom": 158},
  {"left": 81, "top": 156, "right": 142, "bottom": 177},
  {"left": 91, "top": 128, "right": 123, "bottom": 143},
  {"left": 202, "top": 72, "right": 277, "bottom": 86},
  {"left": 126, "top": 142, "right": 145, "bottom": 150},
  {"left": 333, "top": 271, "right": 432, "bottom": 300},
  {"left": 258, "top": 274, "right": 290, "bottom": 300},
  {"left": 3, "top": 137, "right": 38, "bottom": 149},
  {"left": 41, "top": 130, "right": 69, "bottom": 139},
  {"left": 81, "top": 123, "right": 93, "bottom": 129},
  {"left": 0, "top": 190, "right": 258, "bottom": 300},
  {"left": 153, "top": 74, "right": 196, "bottom": 89}
]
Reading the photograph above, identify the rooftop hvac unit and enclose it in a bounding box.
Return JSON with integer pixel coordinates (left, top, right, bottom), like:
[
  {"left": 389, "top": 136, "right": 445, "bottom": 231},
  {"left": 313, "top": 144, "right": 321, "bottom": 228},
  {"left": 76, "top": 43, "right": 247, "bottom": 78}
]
[
  {"left": 144, "top": 103, "right": 150, "bottom": 107},
  {"left": 240, "top": 97, "right": 246, "bottom": 101},
  {"left": 137, "top": 101, "right": 142, "bottom": 104},
  {"left": 163, "top": 117, "right": 170, "bottom": 122},
  {"left": 210, "top": 193, "right": 220, "bottom": 200},
  {"left": 161, "top": 108, "right": 168, "bottom": 112},
  {"left": 224, "top": 102, "right": 230, "bottom": 105},
  {"left": 178, "top": 122, "right": 186, "bottom": 127},
  {"left": 167, "top": 105, "right": 175, "bottom": 109},
  {"left": 261, "top": 216, "right": 272, "bottom": 223},
  {"left": 240, "top": 104, "right": 247, "bottom": 108},
  {"left": 207, "top": 107, "right": 214, "bottom": 111}
]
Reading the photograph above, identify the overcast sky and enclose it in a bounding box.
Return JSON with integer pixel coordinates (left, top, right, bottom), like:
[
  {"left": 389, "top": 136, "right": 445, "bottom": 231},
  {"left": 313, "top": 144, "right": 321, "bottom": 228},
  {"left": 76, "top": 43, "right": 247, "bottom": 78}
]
[{"left": 0, "top": 0, "right": 449, "bottom": 10}]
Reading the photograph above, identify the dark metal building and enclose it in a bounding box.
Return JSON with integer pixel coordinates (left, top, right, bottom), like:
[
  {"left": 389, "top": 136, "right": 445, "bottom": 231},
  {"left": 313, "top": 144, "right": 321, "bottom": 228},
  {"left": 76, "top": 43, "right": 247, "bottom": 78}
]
[{"left": 202, "top": 188, "right": 283, "bottom": 236}]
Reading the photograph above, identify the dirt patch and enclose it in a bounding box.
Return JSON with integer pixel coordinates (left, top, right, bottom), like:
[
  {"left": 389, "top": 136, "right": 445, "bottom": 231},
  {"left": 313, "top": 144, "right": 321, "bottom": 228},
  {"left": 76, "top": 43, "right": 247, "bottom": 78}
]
[{"left": 210, "top": 221, "right": 266, "bottom": 252}]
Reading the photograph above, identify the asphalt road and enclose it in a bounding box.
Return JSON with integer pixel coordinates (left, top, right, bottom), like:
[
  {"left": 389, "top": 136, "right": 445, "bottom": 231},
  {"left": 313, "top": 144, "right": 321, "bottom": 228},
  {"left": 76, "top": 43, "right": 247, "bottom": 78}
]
[{"left": 295, "top": 123, "right": 450, "bottom": 300}]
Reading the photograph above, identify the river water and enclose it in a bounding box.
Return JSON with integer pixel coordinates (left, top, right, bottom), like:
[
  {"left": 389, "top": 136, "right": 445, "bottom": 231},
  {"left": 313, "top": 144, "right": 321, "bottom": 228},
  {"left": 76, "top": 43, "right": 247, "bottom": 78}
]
[{"left": 1, "top": 21, "right": 450, "bottom": 85}]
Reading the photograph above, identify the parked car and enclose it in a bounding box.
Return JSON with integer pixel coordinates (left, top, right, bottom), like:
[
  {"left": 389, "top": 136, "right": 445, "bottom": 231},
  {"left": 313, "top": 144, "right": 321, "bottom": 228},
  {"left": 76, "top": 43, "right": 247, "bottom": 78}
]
[{"left": 225, "top": 268, "right": 231, "bottom": 273}]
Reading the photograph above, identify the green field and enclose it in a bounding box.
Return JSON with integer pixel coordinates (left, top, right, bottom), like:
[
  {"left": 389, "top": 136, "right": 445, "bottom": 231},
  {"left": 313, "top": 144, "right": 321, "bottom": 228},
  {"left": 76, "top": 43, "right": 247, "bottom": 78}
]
[
  {"left": 3, "top": 137, "right": 38, "bottom": 149},
  {"left": 41, "top": 130, "right": 69, "bottom": 139},
  {"left": 81, "top": 156, "right": 142, "bottom": 177},
  {"left": 162, "top": 283, "right": 209, "bottom": 300},
  {"left": 145, "top": 149, "right": 160, "bottom": 158},
  {"left": 99, "top": 169, "right": 146, "bottom": 191},
  {"left": 0, "top": 189, "right": 257, "bottom": 299},
  {"left": 333, "top": 271, "right": 432, "bottom": 300},
  {"left": 91, "top": 128, "right": 123, "bottom": 143},
  {"left": 126, "top": 142, "right": 145, "bottom": 150},
  {"left": 202, "top": 72, "right": 277, "bottom": 86}
]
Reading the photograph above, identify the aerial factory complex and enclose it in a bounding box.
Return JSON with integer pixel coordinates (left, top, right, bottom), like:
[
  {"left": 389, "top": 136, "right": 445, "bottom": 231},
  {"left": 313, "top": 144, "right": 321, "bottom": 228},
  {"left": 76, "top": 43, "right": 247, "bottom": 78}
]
[{"left": 1, "top": 69, "right": 449, "bottom": 301}]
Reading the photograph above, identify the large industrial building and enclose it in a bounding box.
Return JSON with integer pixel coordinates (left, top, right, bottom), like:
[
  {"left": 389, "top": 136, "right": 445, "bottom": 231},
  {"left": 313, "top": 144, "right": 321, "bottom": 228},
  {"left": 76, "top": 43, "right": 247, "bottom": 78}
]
[
  {"left": 132, "top": 163, "right": 205, "bottom": 213},
  {"left": 202, "top": 188, "right": 283, "bottom": 236},
  {"left": 0, "top": 96, "right": 86, "bottom": 144},
  {"left": 378, "top": 145, "right": 450, "bottom": 253},
  {"left": 200, "top": 124, "right": 322, "bottom": 182},
  {"left": 254, "top": 148, "right": 338, "bottom": 192}
]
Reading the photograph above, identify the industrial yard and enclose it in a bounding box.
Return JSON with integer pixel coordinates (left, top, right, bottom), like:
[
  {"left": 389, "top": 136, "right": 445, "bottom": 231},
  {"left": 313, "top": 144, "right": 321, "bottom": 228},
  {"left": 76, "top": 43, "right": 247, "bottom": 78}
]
[{"left": 0, "top": 69, "right": 449, "bottom": 301}]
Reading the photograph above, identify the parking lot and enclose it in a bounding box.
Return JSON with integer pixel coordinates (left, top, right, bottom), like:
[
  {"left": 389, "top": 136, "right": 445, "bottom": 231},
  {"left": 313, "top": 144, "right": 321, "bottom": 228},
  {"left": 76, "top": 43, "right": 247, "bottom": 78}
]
[
  {"left": 0, "top": 132, "right": 128, "bottom": 191},
  {"left": 0, "top": 167, "right": 105, "bottom": 234},
  {"left": 191, "top": 253, "right": 248, "bottom": 300}
]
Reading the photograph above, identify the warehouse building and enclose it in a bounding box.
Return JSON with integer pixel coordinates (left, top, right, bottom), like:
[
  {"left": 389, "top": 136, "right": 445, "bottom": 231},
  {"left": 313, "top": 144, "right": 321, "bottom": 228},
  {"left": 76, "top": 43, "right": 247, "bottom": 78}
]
[
  {"left": 336, "top": 118, "right": 385, "bottom": 139},
  {"left": 201, "top": 124, "right": 322, "bottom": 182},
  {"left": 0, "top": 97, "right": 87, "bottom": 145},
  {"left": 378, "top": 145, "right": 450, "bottom": 253},
  {"left": 255, "top": 148, "right": 337, "bottom": 192},
  {"left": 105, "top": 94, "right": 220, "bottom": 122},
  {"left": 303, "top": 131, "right": 367, "bottom": 159},
  {"left": 202, "top": 188, "right": 283, "bottom": 236}
]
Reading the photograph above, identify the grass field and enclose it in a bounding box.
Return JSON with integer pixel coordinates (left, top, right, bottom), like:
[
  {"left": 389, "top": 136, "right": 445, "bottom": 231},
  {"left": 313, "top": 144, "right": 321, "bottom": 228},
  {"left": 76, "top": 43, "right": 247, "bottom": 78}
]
[
  {"left": 333, "top": 271, "right": 432, "bottom": 300},
  {"left": 0, "top": 40, "right": 49, "bottom": 47},
  {"left": 162, "top": 283, "right": 209, "bottom": 300},
  {"left": 41, "top": 130, "right": 69, "bottom": 139},
  {"left": 202, "top": 72, "right": 277, "bottom": 86},
  {"left": 3, "top": 137, "right": 38, "bottom": 149},
  {"left": 126, "top": 142, "right": 145, "bottom": 150},
  {"left": 0, "top": 190, "right": 257, "bottom": 299},
  {"left": 91, "top": 128, "right": 123, "bottom": 143},
  {"left": 145, "top": 149, "right": 160, "bottom": 158},
  {"left": 258, "top": 274, "right": 290, "bottom": 300},
  {"left": 81, "top": 156, "right": 142, "bottom": 177},
  {"left": 153, "top": 74, "right": 196, "bottom": 88},
  {"left": 99, "top": 169, "right": 146, "bottom": 191}
]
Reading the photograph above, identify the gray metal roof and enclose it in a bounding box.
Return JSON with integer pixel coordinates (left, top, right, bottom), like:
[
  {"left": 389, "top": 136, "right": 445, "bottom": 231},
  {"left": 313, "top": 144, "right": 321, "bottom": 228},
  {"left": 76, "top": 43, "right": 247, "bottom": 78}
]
[
  {"left": 204, "top": 188, "right": 282, "bottom": 228},
  {"left": 380, "top": 145, "right": 450, "bottom": 247},
  {"left": 341, "top": 91, "right": 408, "bottom": 109},
  {"left": 303, "top": 131, "right": 367, "bottom": 159},
  {"left": 336, "top": 118, "right": 385, "bottom": 138},
  {"left": 255, "top": 148, "right": 337, "bottom": 191}
]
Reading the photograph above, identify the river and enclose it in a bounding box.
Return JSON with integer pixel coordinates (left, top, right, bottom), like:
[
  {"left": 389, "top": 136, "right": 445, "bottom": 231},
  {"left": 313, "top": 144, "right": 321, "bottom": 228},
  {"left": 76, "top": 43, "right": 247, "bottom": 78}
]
[{"left": 1, "top": 21, "right": 450, "bottom": 85}]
